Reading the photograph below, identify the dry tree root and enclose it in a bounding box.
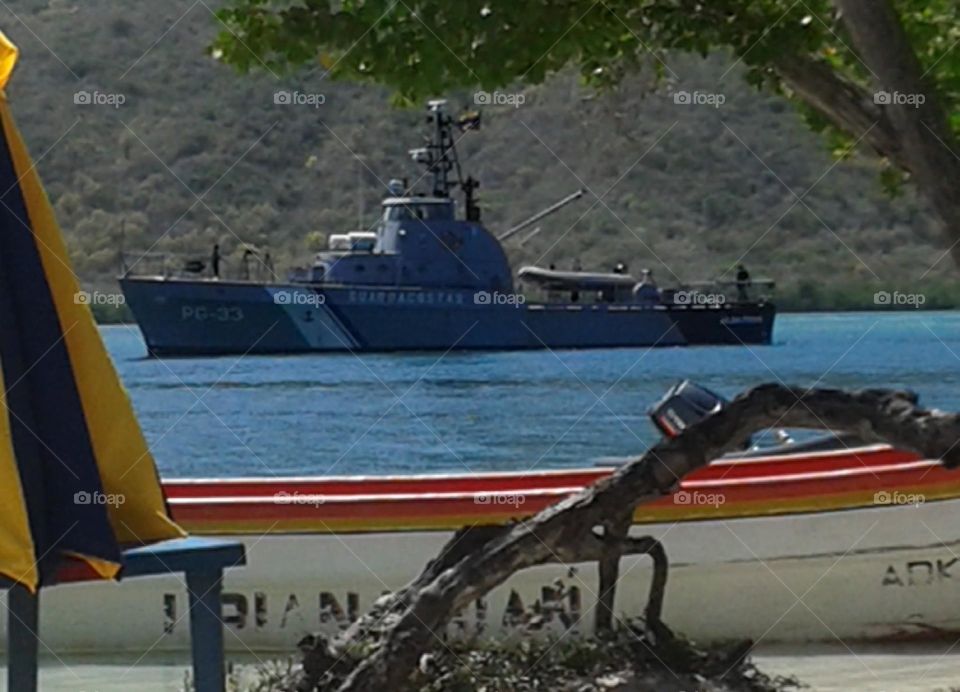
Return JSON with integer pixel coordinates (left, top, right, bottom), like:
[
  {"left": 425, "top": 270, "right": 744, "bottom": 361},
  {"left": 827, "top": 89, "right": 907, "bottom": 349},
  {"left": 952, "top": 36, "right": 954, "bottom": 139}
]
[{"left": 296, "top": 384, "right": 960, "bottom": 691}]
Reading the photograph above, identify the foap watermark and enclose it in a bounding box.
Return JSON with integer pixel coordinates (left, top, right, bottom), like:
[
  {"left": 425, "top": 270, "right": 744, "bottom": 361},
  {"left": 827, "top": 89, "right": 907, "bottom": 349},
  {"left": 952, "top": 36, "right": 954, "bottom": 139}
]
[
  {"left": 874, "top": 90, "right": 925, "bottom": 109},
  {"left": 273, "top": 491, "right": 325, "bottom": 508},
  {"left": 673, "top": 90, "right": 725, "bottom": 108},
  {"left": 474, "top": 90, "right": 525, "bottom": 108},
  {"left": 474, "top": 290, "right": 525, "bottom": 307},
  {"left": 673, "top": 290, "right": 725, "bottom": 306},
  {"left": 475, "top": 492, "right": 525, "bottom": 508},
  {"left": 274, "top": 90, "right": 326, "bottom": 108},
  {"left": 874, "top": 290, "right": 925, "bottom": 309},
  {"left": 874, "top": 490, "right": 925, "bottom": 507},
  {"left": 674, "top": 490, "right": 725, "bottom": 508},
  {"left": 74, "top": 490, "right": 126, "bottom": 507},
  {"left": 74, "top": 90, "right": 126, "bottom": 109},
  {"left": 75, "top": 290, "right": 125, "bottom": 306},
  {"left": 274, "top": 290, "right": 326, "bottom": 307}
]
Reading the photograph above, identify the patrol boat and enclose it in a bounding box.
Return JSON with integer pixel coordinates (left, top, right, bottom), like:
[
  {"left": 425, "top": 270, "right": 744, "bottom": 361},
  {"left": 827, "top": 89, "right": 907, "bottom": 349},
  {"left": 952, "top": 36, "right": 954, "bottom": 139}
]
[{"left": 120, "top": 101, "right": 775, "bottom": 356}]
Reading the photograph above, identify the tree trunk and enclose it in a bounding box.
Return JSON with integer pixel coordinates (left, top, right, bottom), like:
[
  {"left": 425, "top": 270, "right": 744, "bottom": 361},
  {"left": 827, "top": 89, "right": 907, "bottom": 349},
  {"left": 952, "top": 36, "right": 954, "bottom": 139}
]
[{"left": 832, "top": 0, "right": 960, "bottom": 264}]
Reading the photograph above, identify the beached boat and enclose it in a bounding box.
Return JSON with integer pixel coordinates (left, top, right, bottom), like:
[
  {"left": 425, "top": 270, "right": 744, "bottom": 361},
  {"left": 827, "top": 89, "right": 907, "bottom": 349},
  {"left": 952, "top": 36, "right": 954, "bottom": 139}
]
[{"left": 8, "top": 383, "right": 960, "bottom": 655}]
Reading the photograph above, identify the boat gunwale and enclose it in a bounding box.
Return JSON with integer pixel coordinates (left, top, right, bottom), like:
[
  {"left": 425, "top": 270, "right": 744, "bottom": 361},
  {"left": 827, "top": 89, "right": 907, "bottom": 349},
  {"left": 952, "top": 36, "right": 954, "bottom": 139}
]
[
  {"left": 162, "top": 442, "right": 903, "bottom": 488},
  {"left": 166, "top": 460, "right": 948, "bottom": 508}
]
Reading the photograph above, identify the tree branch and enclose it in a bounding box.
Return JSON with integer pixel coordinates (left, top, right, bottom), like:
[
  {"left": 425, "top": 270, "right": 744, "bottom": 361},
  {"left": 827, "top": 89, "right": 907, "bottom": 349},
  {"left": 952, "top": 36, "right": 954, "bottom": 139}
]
[
  {"left": 334, "top": 384, "right": 960, "bottom": 691},
  {"left": 773, "top": 54, "right": 907, "bottom": 168}
]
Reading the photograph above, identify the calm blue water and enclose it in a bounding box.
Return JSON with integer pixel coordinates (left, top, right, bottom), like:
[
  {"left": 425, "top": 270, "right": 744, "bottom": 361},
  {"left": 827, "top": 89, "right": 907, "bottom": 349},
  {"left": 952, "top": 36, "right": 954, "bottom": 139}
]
[{"left": 103, "top": 312, "right": 960, "bottom": 478}]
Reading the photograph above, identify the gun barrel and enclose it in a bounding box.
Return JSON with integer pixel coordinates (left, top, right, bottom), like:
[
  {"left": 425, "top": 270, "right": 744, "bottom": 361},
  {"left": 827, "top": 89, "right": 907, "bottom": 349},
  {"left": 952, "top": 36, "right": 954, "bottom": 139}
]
[{"left": 498, "top": 189, "right": 585, "bottom": 241}]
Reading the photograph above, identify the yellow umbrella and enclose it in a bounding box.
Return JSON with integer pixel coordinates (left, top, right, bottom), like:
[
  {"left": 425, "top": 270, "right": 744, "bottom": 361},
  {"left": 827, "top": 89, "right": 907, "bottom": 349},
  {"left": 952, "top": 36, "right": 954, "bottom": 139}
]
[{"left": 0, "top": 31, "right": 183, "bottom": 591}]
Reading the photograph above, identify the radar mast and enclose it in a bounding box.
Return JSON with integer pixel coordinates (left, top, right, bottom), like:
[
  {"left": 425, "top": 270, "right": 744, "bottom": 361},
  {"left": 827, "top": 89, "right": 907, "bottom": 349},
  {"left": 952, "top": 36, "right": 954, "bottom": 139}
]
[{"left": 408, "top": 100, "right": 482, "bottom": 219}]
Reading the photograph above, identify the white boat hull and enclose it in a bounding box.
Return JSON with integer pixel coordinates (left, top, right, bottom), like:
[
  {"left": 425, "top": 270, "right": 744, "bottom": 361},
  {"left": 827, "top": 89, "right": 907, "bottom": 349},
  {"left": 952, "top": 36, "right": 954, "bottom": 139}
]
[{"left": 7, "top": 497, "right": 960, "bottom": 654}]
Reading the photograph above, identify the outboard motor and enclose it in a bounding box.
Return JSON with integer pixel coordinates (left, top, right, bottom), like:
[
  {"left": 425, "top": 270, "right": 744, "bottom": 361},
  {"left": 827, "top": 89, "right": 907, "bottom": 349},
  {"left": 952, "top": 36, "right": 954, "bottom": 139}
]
[{"left": 648, "top": 380, "right": 727, "bottom": 438}]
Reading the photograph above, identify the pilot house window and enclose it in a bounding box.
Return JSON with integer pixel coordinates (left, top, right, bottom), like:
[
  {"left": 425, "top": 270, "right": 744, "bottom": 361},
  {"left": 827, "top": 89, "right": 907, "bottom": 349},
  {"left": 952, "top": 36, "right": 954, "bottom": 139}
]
[{"left": 385, "top": 204, "right": 453, "bottom": 222}]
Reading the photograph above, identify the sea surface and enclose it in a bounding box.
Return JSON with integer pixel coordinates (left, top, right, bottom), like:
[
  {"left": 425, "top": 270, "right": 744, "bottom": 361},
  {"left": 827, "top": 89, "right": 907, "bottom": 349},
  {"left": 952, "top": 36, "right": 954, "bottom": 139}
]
[{"left": 103, "top": 311, "right": 960, "bottom": 479}]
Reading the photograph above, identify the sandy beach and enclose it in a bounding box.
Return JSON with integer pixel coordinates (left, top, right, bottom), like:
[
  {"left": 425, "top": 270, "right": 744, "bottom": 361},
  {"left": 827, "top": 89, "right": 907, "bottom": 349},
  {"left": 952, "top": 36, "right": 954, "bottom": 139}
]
[{"left": 10, "top": 644, "right": 960, "bottom": 692}]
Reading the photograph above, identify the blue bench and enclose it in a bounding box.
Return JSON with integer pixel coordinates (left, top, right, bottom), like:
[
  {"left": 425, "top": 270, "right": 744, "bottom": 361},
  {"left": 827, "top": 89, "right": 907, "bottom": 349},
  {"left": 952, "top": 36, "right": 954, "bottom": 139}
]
[{"left": 5, "top": 536, "right": 246, "bottom": 692}]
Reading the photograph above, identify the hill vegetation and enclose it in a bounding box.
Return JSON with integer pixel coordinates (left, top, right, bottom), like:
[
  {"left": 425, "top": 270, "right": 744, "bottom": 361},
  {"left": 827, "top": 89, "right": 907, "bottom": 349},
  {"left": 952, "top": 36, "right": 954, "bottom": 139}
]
[{"left": 4, "top": 0, "right": 957, "bottom": 317}]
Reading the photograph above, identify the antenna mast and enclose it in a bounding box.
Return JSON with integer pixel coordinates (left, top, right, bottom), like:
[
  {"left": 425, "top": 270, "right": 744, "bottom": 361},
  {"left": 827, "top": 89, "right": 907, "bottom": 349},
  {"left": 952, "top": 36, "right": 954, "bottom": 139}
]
[{"left": 408, "top": 100, "right": 482, "bottom": 215}]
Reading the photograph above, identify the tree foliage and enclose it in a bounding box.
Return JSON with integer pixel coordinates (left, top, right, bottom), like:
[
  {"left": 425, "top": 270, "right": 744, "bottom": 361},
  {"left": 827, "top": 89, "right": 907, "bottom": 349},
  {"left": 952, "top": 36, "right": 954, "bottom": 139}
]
[{"left": 212, "top": 1, "right": 960, "bottom": 153}]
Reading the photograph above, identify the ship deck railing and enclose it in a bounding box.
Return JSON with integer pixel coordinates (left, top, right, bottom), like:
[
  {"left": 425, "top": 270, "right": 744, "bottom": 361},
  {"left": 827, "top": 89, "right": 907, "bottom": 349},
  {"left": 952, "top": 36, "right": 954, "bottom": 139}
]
[{"left": 120, "top": 251, "right": 278, "bottom": 283}]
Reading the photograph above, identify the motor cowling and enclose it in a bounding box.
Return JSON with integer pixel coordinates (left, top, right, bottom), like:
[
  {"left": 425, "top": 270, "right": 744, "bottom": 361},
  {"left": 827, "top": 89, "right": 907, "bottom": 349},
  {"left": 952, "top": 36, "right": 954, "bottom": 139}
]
[{"left": 648, "top": 380, "right": 727, "bottom": 438}]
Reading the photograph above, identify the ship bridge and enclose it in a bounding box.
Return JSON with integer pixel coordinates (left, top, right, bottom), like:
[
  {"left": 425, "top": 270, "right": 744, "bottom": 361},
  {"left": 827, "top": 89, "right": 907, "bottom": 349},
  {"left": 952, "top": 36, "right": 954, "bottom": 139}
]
[{"left": 311, "top": 196, "right": 513, "bottom": 292}]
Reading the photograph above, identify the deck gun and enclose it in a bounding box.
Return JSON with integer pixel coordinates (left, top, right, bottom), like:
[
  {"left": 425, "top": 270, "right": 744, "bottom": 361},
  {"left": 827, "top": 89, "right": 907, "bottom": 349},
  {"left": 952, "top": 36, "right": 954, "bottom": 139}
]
[{"left": 498, "top": 189, "right": 585, "bottom": 241}]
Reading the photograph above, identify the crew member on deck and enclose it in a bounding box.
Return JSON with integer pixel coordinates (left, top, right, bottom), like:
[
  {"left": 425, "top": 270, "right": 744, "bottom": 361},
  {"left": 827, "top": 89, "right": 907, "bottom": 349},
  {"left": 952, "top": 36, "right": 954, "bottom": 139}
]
[
  {"left": 571, "top": 258, "right": 582, "bottom": 303},
  {"left": 242, "top": 248, "right": 256, "bottom": 280},
  {"left": 547, "top": 264, "right": 558, "bottom": 302},
  {"left": 634, "top": 268, "right": 659, "bottom": 304},
  {"left": 211, "top": 244, "right": 221, "bottom": 279},
  {"left": 264, "top": 252, "right": 274, "bottom": 280},
  {"left": 736, "top": 264, "right": 751, "bottom": 302}
]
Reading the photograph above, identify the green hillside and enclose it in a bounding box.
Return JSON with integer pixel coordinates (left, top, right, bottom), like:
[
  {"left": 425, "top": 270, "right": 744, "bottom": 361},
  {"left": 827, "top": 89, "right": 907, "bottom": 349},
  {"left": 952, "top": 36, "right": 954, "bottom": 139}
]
[{"left": 3, "top": 0, "right": 956, "bottom": 314}]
